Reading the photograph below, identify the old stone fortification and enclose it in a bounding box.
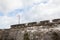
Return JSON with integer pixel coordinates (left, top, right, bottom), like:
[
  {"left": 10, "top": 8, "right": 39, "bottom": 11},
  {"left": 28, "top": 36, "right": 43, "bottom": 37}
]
[
  {"left": 0, "top": 19, "right": 60, "bottom": 40},
  {"left": 11, "top": 19, "right": 60, "bottom": 29}
]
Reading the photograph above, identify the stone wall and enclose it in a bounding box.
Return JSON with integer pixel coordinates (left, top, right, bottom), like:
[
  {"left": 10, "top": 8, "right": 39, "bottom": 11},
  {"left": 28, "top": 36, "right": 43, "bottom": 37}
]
[
  {"left": 0, "top": 18, "right": 60, "bottom": 40},
  {"left": 10, "top": 18, "right": 60, "bottom": 29}
]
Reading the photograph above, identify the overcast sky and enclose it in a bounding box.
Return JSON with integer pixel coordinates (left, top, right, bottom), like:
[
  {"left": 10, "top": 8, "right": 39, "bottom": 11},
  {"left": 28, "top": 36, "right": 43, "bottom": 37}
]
[{"left": 0, "top": 0, "right": 60, "bottom": 29}]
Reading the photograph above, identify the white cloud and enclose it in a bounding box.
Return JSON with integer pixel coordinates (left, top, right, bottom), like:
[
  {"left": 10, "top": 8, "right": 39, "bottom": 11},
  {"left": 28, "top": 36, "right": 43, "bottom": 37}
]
[
  {"left": 0, "top": 16, "right": 18, "bottom": 29},
  {"left": 22, "top": 0, "right": 60, "bottom": 22},
  {"left": 0, "top": 0, "right": 23, "bottom": 29},
  {"left": 6, "top": 0, "right": 23, "bottom": 12},
  {"left": 0, "top": 0, "right": 23, "bottom": 14},
  {"left": 0, "top": 0, "right": 60, "bottom": 29}
]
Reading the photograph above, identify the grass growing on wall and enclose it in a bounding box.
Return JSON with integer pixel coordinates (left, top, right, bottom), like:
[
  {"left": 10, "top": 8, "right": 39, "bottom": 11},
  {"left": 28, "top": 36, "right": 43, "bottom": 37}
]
[{"left": 24, "top": 32, "right": 30, "bottom": 40}]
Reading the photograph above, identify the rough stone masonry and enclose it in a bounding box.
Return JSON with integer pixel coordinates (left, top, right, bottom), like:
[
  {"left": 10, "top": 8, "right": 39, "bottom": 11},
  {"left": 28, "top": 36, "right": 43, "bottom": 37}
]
[{"left": 0, "top": 19, "right": 60, "bottom": 40}]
